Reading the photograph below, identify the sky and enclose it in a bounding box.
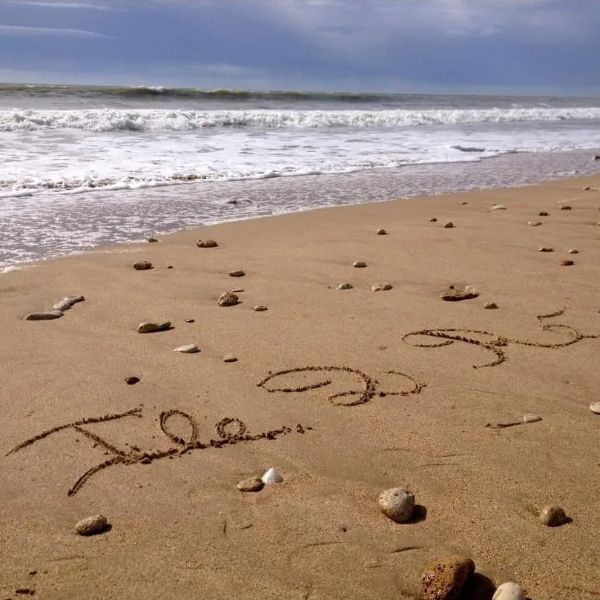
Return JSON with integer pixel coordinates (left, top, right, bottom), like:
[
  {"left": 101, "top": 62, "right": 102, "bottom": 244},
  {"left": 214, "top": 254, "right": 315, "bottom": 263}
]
[{"left": 0, "top": 0, "right": 599, "bottom": 94}]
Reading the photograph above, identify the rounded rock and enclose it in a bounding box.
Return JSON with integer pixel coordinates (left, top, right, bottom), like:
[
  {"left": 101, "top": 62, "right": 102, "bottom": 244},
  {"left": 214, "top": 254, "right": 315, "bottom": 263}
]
[
  {"left": 568, "top": 248, "right": 579, "bottom": 254},
  {"left": 539, "top": 504, "right": 568, "bottom": 527},
  {"left": 236, "top": 477, "right": 264, "bottom": 492},
  {"left": 173, "top": 344, "right": 199, "bottom": 354},
  {"left": 429, "top": 217, "right": 438, "bottom": 222},
  {"left": 261, "top": 467, "right": 283, "bottom": 484},
  {"left": 444, "top": 221, "right": 454, "bottom": 228},
  {"left": 337, "top": 283, "right": 353, "bottom": 290},
  {"left": 561, "top": 260, "right": 574, "bottom": 266},
  {"left": 125, "top": 376, "right": 140, "bottom": 385},
  {"left": 137, "top": 321, "right": 171, "bottom": 333},
  {"left": 484, "top": 302, "right": 498, "bottom": 309},
  {"left": 146, "top": 237, "right": 158, "bottom": 243},
  {"left": 538, "top": 211, "right": 549, "bottom": 216},
  {"left": 25, "top": 310, "right": 64, "bottom": 321},
  {"left": 229, "top": 270, "right": 245, "bottom": 277},
  {"left": 196, "top": 239, "right": 218, "bottom": 248},
  {"left": 528, "top": 221, "right": 542, "bottom": 226},
  {"left": 491, "top": 204, "right": 507, "bottom": 210},
  {"left": 538, "top": 247, "right": 553, "bottom": 252},
  {"left": 376, "top": 228, "right": 388, "bottom": 235},
  {"left": 421, "top": 555, "right": 475, "bottom": 600},
  {"left": 133, "top": 261, "right": 153, "bottom": 271},
  {"left": 217, "top": 292, "right": 239, "bottom": 307},
  {"left": 254, "top": 305, "right": 268, "bottom": 312},
  {"left": 560, "top": 205, "right": 572, "bottom": 210},
  {"left": 377, "top": 487, "right": 415, "bottom": 523},
  {"left": 370, "top": 283, "right": 392, "bottom": 292},
  {"left": 353, "top": 261, "right": 367, "bottom": 268},
  {"left": 590, "top": 402, "right": 600, "bottom": 414},
  {"left": 75, "top": 514, "right": 109, "bottom": 536},
  {"left": 492, "top": 582, "right": 526, "bottom": 600},
  {"left": 223, "top": 354, "right": 238, "bottom": 363}
]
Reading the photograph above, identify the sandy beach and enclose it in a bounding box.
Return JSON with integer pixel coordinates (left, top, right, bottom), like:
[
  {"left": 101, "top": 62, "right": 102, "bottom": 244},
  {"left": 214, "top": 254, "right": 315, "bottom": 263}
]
[{"left": 1, "top": 175, "right": 599, "bottom": 599}]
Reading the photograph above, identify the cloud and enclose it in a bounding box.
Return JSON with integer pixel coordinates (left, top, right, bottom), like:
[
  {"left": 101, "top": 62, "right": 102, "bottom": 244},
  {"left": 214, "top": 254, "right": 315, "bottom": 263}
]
[
  {"left": 0, "top": 24, "right": 110, "bottom": 38},
  {"left": 6, "top": 0, "right": 119, "bottom": 9}
]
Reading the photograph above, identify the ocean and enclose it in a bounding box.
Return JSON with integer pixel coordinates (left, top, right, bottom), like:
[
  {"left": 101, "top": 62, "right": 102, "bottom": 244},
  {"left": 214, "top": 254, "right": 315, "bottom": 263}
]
[{"left": 1, "top": 84, "right": 600, "bottom": 268}]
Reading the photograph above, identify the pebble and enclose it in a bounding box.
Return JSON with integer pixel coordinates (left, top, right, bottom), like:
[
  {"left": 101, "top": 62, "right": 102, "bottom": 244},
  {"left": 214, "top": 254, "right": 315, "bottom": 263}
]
[
  {"left": 196, "top": 239, "right": 218, "bottom": 248},
  {"left": 583, "top": 186, "right": 591, "bottom": 191},
  {"left": 443, "top": 221, "right": 454, "bottom": 228},
  {"left": 125, "top": 376, "right": 140, "bottom": 385},
  {"left": 231, "top": 288, "right": 244, "bottom": 293},
  {"left": 376, "top": 228, "right": 388, "bottom": 235},
  {"left": 137, "top": 321, "right": 171, "bottom": 333},
  {"left": 377, "top": 487, "right": 415, "bottom": 523},
  {"left": 538, "top": 247, "right": 553, "bottom": 252},
  {"left": 538, "top": 211, "right": 549, "bottom": 216},
  {"left": 492, "top": 582, "right": 526, "bottom": 600},
  {"left": 522, "top": 414, "right": 542, "bottom": 423},
  {"left": 353, "top": 261, "right": 367, "bottom": 268},
  {"left": 254, "top": 305, "right": 268, "bottom": 312},
  {"left": 146, "top": 237, "right": 158, "bottom": 243},
  {"left": 25, "top": 310, "right": 63, "bottom": 321},
  {"left": 421, "top": 556, "right": 475, "bottom": 600},
  {"left": 217, "top": 292, "right": 239, "bottom": 307},
  {"left": 173, "top": 344, "right": 199, "bottom": 353},
  {"left": 261, "top": 467, "right": 284, "bottom": 484},
  {"left": 429, "top": 217, "right": 437, "bottom": 222},
  {"left": 561, "top": 260, "right": 574, "bottom": 266},
  {"left": 236, "top": 477, "right": 264, "bottom": 492},
  {"left": 53, "top": 295, "right": 85, "bottom": 311},
  {"left": 228, "top": 270, "right": 245, "bottom": 277},
  {"left": 539, "top": 504, "right": 568, "bottom": 527},
  {"left": 184, "top": 319, "right": 195, "bottom": 323},
  {"left": 223, "top": 354, "right": 238, "bottom": 363},
  {"left": 527, "top": 221, "right": 542, "bottom": 226},
  {"left": 133, "top": 261, "right": 153, "bottom": 271},
  {"left": 337, "top": 283, "right": 353, "bottom": 290},
  {"left": 491, "top": 204, "right": 507, "bottom": 210},
  {"left": 75, "top": 514, "right": 109, "bottom": 536},
  {"left": 560, "top": 205, "right": 572, "bottom": 210},
  {"left": 370, "top": 283, "right": 392, "bottom": 292},
  {"left": 589, "top": 402, "right": 600, "bottom": 414},
  {"left": 484, "top": 302, "right": 498, "bottom": 309},
  {"left": 441, "top": 286, "right": 479, "bottom": 302},
  {"left": 568, "top": 248, "right": 579, "bottom": 254}
]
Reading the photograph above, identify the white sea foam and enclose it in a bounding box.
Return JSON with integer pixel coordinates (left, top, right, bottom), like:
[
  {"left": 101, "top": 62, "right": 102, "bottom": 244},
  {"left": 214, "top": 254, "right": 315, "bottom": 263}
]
[{"left": 1, "top": 107, "right": 600, "bottom": 132}]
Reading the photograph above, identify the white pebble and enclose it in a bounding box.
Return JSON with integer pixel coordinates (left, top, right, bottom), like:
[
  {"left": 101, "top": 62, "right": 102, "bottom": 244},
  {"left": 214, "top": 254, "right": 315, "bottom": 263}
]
[
  {"left": 491, "top": 204, "right": 507, "bottom": 210},
  {"left": 492, "top": 582, "right": 525, "bottom": 600},
  {"left": 522, "top": 414, "right": 542, "bottom": 423},
  {"left": 261, "top": 467, "right": 283, "bottom": 484},
  {"left": 173, "top": 344, "right": 199, "bottom": 353},
  {"left": 378, "top": 487, "right": 415, "bottom": 523},
  {"left": 589, "top": 402, "right": 600, "bottom": 415}
]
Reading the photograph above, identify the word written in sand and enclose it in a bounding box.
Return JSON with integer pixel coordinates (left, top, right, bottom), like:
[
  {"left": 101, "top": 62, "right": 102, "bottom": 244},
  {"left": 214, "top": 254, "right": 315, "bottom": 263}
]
[
  {"left": 258, "top": 365, "right": 425, "bottom": 406},
  {"left": 403, "top": 309, "right": 598, "bottom": 369},
  {"left": 6, "top": 407, "right": 310, "bottom": 497}
]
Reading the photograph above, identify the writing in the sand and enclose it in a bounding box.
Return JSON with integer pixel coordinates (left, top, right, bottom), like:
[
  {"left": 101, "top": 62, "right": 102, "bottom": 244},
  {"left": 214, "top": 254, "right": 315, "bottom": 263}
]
[{"left": 5, "top": 407, "right": 311, "bottom": 497}]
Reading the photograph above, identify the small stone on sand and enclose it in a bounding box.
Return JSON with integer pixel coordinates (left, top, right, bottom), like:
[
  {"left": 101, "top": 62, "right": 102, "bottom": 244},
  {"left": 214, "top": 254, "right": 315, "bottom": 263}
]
[
  {"left": 228, "top": 270, "right": 245, "bottom": 277},
  {"left": 223, "top": 354, "right": 238, "bottom": 363},
  {"left": 429, "top": 217, "right": 437, "bottom": 222},
  {"left": 236, "top": 477, "right": 264, "bottom": 492},
  {"left": 196, "top": 239, "right": 218, "bottom": 248},
  {"left": 444, "top": 221, "right": 454, "bottom": 228},
  {"left": 561, "top": 260, "right": 574, "bottom": 266},
  {"left": 125, "top": 376, "right": 140, "bottom": 385},
  {"left": 137, "top": 321, "right": 171, "bottom": 333},
  {"left": 353, "top": 261, "right": 367, "bottom": 268},
  {"left": 538, "top": 247, "right": 553, "bottom": 252},
  {"left": 378, "top": 487, "right": 415, "bottom": 523},
  {"left": 376, "top": 228, "right": 388, "bottom": 235},
  {"left": 133, "top": 261, "right": 153, "bottom": 271},
  {"left": 491, "top": 204, "right": 507, "bottom": 210},
  {"left": 560, "top": 205, "right": 572, "bottom": 210},
  {"left": 146, "top": 237, "right": 158, "bottom": 243},
  {"left": 539, "top": 211, "right": 549, "bottom": 216},
  {"left": 337, "top": 283, "right": 353, "bottom": 290},
  {"left": 75, "top": 514, "right": 109, "bottom": 536},
  {"left": 25, "top": 310, "right": 63, "bottom": 321},
  {"left": 523, "top": 414, "right": 542, "bottom": 423},
  {"left": 254, "top": 305, "right": 268, "bottom": 312},
  {"left": 217, "top": 292, "right": 239, "bottom": 307},
  {"left": 184, "top": 319, "right": 195, "bottom": 323},
  {"left": 370, "top": 283, "right": 392, "bottom": 292},
  {"left": 539, "top": 504, "right": 568, "bottom": 527},
  {"left": 528, "top": 221, "right": 542, "bottom": 226},
  {"left": 420, "top": 556, "right": 475, "bottom": 600},
  {"left": 583, "top": 186, "right": 591, "bottom": 191},
  {"left": 173, "top": 344, "right": 199, "bottom": 353},
  {"left": 484, "top": 302, "right": 498, "bottom": 309},
  {"left": 492, "top": 582, "right": 526, "bottom": 600},
  {"left": 589, "top": 402, "right": 600, "bottom": 414},
  {"left": 53, "top": 295, "right": 85, "bottom": 311},
  {"left": 441, "top": 286, "right": 479, "bottom": 302},
  {"left": 568, "top": 248, "right": 579, "bottom": 254}
]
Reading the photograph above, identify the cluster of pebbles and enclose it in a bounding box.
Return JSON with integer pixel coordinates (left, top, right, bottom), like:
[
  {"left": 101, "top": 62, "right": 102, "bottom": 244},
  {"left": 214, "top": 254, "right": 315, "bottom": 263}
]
[{"left": 25, "top": 295, "right": 85, "bottom": 321}]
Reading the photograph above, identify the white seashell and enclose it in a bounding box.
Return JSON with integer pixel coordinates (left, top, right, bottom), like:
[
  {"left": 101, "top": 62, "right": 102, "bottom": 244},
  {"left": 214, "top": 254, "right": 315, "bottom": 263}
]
[
  {"left": 261, "top": 467, "right": 283, "bottom": 484},
  {"left": 492, "top": 582, "right": 526, "bottom": 600},
  {"left": 522, "top": 414, "right": 542, "bottom": 423},
  {"left": 173, "top": 344, "right": 199, "bottom": 353},
  {"left": 491, "top": 204, "right": 507, "bottom": 210},
  {"left": 589, "top": 402, "right": 600, "bottom": 415}
]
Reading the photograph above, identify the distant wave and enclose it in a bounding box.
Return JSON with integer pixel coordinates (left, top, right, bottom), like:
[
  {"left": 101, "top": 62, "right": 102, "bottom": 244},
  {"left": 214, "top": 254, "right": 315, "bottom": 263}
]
[{"left": 2, "top": 107, "right": 600, "bottom": 132}]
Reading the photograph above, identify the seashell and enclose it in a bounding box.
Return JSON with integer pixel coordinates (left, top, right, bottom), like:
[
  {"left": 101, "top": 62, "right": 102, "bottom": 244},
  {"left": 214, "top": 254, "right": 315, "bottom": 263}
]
[
  {"left": 228, "top": 270, "right": 245, "bottom": 277},
  {"left": 527, "top": 221, "right": 542, "bottom": 226},
  {"left": 538, "top": 246, "right": 553, "bottom": 252},
  {"left": 370, "top": 283, "right": 392, "bottom": 292},
  {"left": 492, "top": 582, "right": 526, "bottom": 600},
  {"left": 236, "top": 477, "right": 264, "bottom": 492},
  {"left": 353, "top": 261, "right": 367, "bottom": 268},
  {"left": 376, "top": 228, "right": 388, "bottom": 235},
  {"left": 137, "top": 321, "right": 171, "bottom": 333},
  {"left": 421, "top": 556, "right": 475, "bottom": 600},
  {"left": 25, "top": 310, "right": 64, "bottom": 321},
  {"left": 53, "top": 295, "right": 85, "bottom": 311},
  {"left": 261, "top": 467, "right": 283, "bottom": 484},
  {"left": 253, "top": 305, "right": 268, "bottom": 312},
  {"left": 444, "top": 221, "right": 454, "bottom": 228},
  {"left": 75, "top": 514, "right": 109, "bottom": 536},
  {"left": 491, "top": 204, "right": 507, "bottom": 210},
  {"left": 337, "top": 283, "right": 353, "bottom": 290},
  {"left": 522, "top": 414, "right": 542, "bottom": 423},
  {"left": 378, "top": 487, "right": 415, "bottom": 523},
  {"left": 223, "top": 354, "right": 238, "bottom": 363},
  {"left": 196, "top": 239, "right": 218, "bottom": 248},
  {"left": 173, "top": 344, "right": 199, "bottom": 353},
  {"left": 589, "top": 402, "right": 600, "bottom": 414},
  {"left": 133, "top": 261, "right": 153, "bottom": 271},
  {"left": 217, "top": 292, "right": 239, "bottom": 307},
  {"left": 539, "top": 504, "right": 568, "bottom": 527}
]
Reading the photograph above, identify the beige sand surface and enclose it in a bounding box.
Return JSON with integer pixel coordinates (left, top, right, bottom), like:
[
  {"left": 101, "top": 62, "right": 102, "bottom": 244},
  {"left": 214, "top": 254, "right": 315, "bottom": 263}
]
[{"left": 1, "top": 175, "right": 599, "bottom": 599}]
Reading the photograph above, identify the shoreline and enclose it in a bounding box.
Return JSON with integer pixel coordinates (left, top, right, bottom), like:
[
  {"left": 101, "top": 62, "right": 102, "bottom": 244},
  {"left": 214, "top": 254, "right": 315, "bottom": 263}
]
[{"left": 1, "top": 173, "right": 599, "bottom": 599}]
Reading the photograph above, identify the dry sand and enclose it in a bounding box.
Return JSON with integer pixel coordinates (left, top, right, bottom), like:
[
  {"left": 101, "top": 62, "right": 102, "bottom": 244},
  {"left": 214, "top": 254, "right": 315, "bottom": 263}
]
[{"left": 1, "top": 175, "right": 599, "bottom": 599}]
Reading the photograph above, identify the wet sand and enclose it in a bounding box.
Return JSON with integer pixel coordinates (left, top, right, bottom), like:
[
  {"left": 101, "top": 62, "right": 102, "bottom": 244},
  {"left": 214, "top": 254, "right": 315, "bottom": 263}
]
[{"left": 0, "top": 175, "right": 599, "bottom": 599}]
